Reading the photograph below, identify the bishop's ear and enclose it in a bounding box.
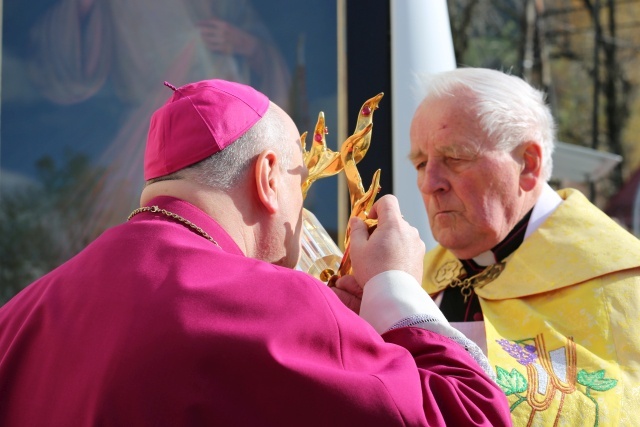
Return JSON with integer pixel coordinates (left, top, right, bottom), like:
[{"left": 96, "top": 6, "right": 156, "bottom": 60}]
[
  {"left": 254, "top": 149, "right": 280, "bottom": 214},
  {"left": 519, "top": 142, "right": 542, "bottom": 192}
]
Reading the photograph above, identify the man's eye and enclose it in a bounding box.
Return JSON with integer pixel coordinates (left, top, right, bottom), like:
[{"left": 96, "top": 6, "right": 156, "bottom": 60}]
[{"left": 415, "top": 161, "right": 426, "bottom": 170}]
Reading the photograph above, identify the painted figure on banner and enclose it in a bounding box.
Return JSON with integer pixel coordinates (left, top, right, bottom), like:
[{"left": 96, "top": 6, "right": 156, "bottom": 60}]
[{"left": 28, "top": 0, "right": 291, "bottom": 241}]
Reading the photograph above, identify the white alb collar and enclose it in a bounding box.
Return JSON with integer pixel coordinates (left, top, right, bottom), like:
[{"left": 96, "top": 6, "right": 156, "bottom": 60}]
[{"left": 525, "top": 182, "right": 563, "bottom": 239}]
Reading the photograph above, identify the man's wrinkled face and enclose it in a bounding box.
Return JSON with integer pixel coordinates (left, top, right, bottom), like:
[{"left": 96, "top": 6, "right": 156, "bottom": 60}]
[{"left": 409, "top": 95, "right": 524, "bottom": 260}]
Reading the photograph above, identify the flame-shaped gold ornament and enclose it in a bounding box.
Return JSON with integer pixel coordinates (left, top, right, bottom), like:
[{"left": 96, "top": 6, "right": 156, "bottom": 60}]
[{"left": 297, "top": 93, "right": 384, "bottom": 284}]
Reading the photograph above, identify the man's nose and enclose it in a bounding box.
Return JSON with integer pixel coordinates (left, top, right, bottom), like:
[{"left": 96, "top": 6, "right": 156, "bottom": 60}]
[{"left": 419, "top": 161, "right": 449, "bottom": 195}]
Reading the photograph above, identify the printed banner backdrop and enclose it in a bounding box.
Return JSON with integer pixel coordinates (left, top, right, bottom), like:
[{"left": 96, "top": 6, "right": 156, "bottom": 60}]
[{"left": 0, "top": 0, "right": 338, "bottom": 303}]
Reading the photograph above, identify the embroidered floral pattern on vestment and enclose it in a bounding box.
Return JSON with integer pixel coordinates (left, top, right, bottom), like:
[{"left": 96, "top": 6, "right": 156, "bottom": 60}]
[{"left": 495, "top": 334, "right": 618, "bottom": 427}]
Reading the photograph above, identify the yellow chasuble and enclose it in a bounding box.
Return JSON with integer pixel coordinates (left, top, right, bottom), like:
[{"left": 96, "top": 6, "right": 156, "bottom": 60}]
[{"left": 422, "top": 189, "right": 640, "bottom": 427}]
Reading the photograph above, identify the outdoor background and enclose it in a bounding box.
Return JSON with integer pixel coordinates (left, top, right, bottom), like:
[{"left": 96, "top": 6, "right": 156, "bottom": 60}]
[{"left": 1, "top": 0, "right": 639, "bottom": 304}]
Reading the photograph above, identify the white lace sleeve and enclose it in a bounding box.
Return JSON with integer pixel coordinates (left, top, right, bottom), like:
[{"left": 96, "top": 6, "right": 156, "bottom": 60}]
[
  {"left": 359, "top": 271, "right": 495, "bottom": 381},
  {"left": 388, "top": 315, "right": 496, "bottom": 382}
]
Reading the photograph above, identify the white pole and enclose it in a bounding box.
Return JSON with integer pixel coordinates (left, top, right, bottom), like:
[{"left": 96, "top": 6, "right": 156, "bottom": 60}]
[{"left": 390, "top": 0, "right": 456, "bottom": 249}]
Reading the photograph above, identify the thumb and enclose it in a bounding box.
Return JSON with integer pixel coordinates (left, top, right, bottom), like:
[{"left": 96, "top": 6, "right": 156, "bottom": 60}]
[{"left": 348, "top": 217, "right": 369, "bottom": 247}]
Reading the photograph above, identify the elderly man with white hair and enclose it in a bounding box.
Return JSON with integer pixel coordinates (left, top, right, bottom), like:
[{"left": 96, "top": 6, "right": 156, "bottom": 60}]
[{"left": 410, "top": 67, "right": 640, "bottom": 426}]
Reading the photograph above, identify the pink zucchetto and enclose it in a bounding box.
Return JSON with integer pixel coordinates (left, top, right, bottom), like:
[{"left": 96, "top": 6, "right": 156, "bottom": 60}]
[{"left": 144, "top": 79, "right": 270, "bottom": 180}]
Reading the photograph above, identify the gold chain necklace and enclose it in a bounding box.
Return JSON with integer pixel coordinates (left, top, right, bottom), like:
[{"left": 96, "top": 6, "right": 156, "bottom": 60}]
[
  {"left": 448, "top": 262, "right": 505, "bottom": 302},
  {"left": 128, "top": 205, "right": 220, "bottom": 247}
]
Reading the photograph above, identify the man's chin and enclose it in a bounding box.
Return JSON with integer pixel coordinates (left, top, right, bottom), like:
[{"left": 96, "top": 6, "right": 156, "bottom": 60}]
[
  {"left": 431, "top": 226, "right": 455, "bottom": 244},
  {"left": 432, "top": 232, "right": 466, "bottom": 255}
]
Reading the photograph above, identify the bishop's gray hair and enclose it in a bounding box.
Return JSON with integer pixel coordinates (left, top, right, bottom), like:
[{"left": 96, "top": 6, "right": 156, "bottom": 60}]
[{"left": 414, "top": 68, "right": 556, "bottom": 181}]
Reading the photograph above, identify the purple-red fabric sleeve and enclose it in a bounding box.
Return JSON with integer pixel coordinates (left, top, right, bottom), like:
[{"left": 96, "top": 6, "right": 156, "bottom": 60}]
[{"left": 381, "top": 327, "right": 512, "bottom": 426}]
